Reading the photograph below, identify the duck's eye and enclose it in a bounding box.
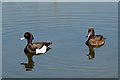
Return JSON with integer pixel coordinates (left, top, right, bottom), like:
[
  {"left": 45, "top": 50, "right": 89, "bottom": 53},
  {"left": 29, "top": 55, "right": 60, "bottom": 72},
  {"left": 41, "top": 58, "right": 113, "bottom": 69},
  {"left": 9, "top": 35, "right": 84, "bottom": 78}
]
[{"left": 25, "top": 34, "right": 28, "bottom": 37}]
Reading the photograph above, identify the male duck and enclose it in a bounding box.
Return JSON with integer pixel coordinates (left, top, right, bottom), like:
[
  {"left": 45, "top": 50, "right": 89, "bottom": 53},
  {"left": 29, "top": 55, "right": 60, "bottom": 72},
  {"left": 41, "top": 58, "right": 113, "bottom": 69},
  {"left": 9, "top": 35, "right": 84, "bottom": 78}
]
[
  {"left": 21, "top": 32, "right": 52, "bottom": 55},
  {"left": 86, "top": 28, "right": 106, "bottom": 48}
]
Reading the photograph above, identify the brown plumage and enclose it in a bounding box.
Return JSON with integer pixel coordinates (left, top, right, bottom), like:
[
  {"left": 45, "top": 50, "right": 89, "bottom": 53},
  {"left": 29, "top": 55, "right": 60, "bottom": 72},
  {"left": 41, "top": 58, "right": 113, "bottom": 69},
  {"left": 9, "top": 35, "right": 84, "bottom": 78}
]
[{"left": 86, "top": 28, "right": 106, "bottom": 48}]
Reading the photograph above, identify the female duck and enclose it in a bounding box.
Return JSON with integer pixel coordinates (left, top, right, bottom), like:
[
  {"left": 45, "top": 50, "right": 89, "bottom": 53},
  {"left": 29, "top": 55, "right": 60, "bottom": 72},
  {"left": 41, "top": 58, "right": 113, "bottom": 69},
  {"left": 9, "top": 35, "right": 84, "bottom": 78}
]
[
  {"left": 86, "top": 28, "right": 105, "bottom": 48},
  {"left": 21, "top": 32, "right": 52, "bottom": 55}
]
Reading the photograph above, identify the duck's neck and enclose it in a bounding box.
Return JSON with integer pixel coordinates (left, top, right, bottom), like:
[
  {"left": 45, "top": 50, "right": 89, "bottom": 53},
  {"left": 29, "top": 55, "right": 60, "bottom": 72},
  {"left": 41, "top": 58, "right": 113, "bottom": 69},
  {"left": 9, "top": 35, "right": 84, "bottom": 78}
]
[
  {"left": 91, "top": 30, "right": 95, "bottom": 36},
  {"left": 27, "top": 39, "right": 32, "bottom": 44},
  {"left": 27, "top": 35, "right": 33, "bottom": 44}
]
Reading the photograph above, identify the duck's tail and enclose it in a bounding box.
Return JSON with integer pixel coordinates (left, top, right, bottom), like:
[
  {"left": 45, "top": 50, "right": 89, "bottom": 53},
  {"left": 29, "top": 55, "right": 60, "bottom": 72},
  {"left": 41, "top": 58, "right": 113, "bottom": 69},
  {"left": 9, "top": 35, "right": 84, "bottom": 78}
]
[
  {"left": 44, "top": 42, "right": 52, "bottom": 46},
  {"left": 47, "top": 47, "right": 51, "bottom": 51}
]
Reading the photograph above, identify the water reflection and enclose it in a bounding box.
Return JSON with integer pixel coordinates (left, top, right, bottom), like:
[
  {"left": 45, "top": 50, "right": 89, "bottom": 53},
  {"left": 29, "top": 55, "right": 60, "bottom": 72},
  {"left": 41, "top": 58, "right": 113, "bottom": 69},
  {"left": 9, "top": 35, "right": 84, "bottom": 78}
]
[
  {"left": 21, "top": 52, "right": 50, "bottom": 71},
  {"left": 86, "top": 43, "right": 105, "bottom": 60},
  {"left": 21, "top": 53, "right": 35, "bottom": 71},
  {"left": 86, "top": 45, "right": 95, "bottom": 60}
]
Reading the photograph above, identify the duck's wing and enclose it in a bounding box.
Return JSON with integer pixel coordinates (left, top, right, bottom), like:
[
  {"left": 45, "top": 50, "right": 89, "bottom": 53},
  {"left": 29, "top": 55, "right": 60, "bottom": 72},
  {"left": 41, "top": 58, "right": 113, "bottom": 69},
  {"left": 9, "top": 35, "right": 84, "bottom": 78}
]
[
  {"left": 33, "top": 42, "right": 52, "bottom": 47},
  {"left": 32, "top": 42, "right": 52, "bottom": 54},
  {"left": 25, "top": 42, "right": 52, "bottom": 54},
  {"left": 32, "top": 42, "right": 44, "bottom": 49},
  {"left": 94, "top": 35, "right": 103, "bottom": 41}
]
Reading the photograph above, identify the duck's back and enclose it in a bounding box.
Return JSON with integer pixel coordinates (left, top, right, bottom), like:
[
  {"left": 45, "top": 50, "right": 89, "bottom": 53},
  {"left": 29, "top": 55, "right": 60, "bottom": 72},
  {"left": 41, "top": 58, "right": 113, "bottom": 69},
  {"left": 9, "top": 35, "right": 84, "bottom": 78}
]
[
  {"left": 32, "top": 42, "right": 44, "bottom": 49},
  {"left": 86, "top": 35, "right": 105, "bottom": 48},
  {"left": 32, "top": 42, "right": 52, "bottom": 48}
]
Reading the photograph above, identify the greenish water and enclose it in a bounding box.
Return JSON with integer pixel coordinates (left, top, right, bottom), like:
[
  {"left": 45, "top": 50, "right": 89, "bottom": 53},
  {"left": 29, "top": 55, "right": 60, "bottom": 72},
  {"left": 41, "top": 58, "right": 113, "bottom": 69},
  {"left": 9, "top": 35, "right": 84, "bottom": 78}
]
[{"left": 2, "top": 2, "right": 118, "bottom": 78}]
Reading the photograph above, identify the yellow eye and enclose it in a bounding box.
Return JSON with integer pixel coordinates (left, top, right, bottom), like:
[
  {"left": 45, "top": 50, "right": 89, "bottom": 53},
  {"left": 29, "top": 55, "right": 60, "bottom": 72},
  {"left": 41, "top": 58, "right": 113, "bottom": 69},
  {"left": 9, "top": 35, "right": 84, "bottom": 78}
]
[{"left": 25, "top": 34, "right": 28, "bottom": 36}]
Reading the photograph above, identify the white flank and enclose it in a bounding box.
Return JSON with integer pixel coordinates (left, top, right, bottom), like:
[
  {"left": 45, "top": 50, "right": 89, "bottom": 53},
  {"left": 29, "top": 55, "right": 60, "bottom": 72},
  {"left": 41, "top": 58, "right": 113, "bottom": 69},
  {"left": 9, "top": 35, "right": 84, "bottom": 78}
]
[
  {"left": 36, "top": 45, "right": 47, "bottom": 54},
  {"left": 20, "top": 37, "right": 25, "bottom": 40}
]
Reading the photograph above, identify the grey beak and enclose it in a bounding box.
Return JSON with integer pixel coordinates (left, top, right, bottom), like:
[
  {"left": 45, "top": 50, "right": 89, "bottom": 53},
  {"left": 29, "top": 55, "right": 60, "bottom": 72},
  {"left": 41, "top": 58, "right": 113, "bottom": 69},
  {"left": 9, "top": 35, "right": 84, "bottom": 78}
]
[{"left": 20, "top": 37, "right": 25, "bottom": 40}]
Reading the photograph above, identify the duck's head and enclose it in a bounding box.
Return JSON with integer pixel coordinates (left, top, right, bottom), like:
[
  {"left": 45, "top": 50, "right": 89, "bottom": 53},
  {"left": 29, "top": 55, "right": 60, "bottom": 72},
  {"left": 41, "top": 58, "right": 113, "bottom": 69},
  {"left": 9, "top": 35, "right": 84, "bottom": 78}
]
[
  {"left": 86, "top": 28, "right": 95, "bottom": 38},
  {"left": 21, "top": 32, "right": 34, "bottom": 43}
]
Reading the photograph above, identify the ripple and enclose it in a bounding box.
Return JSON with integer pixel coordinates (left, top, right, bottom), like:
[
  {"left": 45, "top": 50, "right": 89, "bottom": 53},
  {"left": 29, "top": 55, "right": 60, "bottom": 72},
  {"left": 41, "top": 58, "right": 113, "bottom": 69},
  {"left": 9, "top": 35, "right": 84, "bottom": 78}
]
[{"left": 2, "top": 2, "right": 118, "bottom": 78}]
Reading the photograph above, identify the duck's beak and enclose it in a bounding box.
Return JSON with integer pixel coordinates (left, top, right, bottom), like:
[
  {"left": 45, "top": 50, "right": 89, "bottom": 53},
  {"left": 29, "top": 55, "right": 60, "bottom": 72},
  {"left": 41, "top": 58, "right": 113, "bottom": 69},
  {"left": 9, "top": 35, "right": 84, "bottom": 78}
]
[
  {"left": 20, "top": 37, "right": 25, "bottom": 40},
  {"left": 86, "top": 34, "right": 90, "bottom": 38}
]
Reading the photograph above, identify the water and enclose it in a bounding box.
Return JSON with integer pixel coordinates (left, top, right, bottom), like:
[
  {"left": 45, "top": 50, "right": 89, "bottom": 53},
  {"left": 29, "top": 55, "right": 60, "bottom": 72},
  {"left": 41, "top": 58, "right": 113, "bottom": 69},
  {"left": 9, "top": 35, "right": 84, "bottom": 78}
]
[{"left": 2, "top": 2, "right": 118, "bottom": 78}]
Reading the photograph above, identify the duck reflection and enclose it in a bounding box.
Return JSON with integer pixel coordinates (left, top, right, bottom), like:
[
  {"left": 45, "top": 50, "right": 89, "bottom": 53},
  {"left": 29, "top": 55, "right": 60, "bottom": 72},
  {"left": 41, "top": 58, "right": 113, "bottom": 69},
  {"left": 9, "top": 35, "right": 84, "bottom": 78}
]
[
  {"left": 21, "top": 52, "right": 49, "bottom": 71},
  {"left": 21, "top": 53, "right": 34, "bottom": 71},
  {"left": 86, "top": 45, "right": 95, "bottom": 60},
  {"left": 21, "top": 46, "right": 51, "bottom": 71},
  {"left": 86, "top": 44, "right": 105, "bottom": 60},
  {"left": 86, "top": 28, "right": 106, "bottom": 60}
]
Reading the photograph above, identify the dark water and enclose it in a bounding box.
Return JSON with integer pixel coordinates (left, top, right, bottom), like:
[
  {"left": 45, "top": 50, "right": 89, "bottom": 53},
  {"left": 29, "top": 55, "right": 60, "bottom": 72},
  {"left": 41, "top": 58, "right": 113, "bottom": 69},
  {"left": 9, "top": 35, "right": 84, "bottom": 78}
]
[{"left": 2, "top": 2, "right": 118, "bottom": 78}]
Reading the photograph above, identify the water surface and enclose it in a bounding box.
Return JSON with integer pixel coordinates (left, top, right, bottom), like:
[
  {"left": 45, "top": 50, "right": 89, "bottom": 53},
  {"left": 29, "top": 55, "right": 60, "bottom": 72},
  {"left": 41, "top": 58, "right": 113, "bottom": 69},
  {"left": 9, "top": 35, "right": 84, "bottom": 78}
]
[{"left": 2, "top": 2, "right": 118, "bottom": 78}]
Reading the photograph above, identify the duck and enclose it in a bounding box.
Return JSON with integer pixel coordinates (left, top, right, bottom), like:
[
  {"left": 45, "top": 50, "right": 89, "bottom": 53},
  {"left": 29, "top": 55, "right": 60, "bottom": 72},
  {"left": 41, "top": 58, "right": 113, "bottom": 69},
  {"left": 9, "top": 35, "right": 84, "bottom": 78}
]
[
  {"left": 86, "top": 28, "right": 106, "bottom": 48},
  {"left": 21, "top": 32, "right": 52, "bottom": 55}
]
